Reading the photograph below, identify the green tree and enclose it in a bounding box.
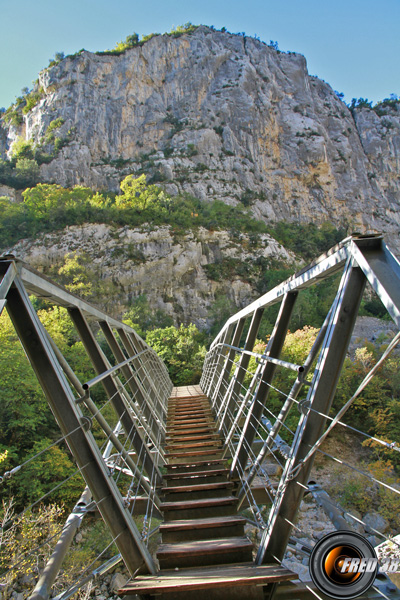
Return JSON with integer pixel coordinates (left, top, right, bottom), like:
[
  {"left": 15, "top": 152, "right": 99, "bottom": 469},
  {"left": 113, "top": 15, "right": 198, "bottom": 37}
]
[
  {"left": 37, "top": 305, "right": 94, "bottom": 382},
  {"left": 56, "top": 252, "right": 94, "bottom": 297},
  {"left": 11, "top": 439, "right": 83, "bottom": 506},
  {"left": 112, "top": 33, "right": 140, "bottom": 52},
  {"left": 146, "top": 324, "right": 206, "bottom": 385},
  {"left": 123, "top": 295, "right": 173, "bottom": 338},
  {"left": 125, "top": 33, "right": 139, "bottom": 46},
  {"left": 116, "top": 173, "right": 166, "bottom": 211},
  {"left": 0, "top": 313, "right": 55, "bottom": 454},
  {"left": 10, "top": 137, "right": 35, "bottom": 160},
  {"left": 13, "top": 158, "right": 40, "bottom": 188}
]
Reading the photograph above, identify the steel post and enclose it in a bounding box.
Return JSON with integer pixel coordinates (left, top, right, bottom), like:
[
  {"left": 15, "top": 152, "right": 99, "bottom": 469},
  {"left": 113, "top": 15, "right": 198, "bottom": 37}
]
[
  {"left": 204, "top": 323, "right": 235, "bottom": 397},
  {"left": 211, "top": 318, "right": 246, "bottom": 412},
  {"left": 236, "top": 309, "right": 331, "bottom": 508},
  {"left": 118, "top": 329, "right": 167, "bottom": 420}
]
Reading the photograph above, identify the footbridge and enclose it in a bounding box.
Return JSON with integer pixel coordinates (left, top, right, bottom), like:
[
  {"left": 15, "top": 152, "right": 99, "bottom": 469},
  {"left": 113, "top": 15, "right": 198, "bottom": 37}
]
[{"left": 1, "top": 234, "right": 400, "bottom": 599}]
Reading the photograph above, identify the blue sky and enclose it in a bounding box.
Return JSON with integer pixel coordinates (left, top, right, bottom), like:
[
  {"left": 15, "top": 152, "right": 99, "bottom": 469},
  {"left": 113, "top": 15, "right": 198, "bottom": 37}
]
[{"left": 1, "top": 0, "right": 399, "bottom": 109}]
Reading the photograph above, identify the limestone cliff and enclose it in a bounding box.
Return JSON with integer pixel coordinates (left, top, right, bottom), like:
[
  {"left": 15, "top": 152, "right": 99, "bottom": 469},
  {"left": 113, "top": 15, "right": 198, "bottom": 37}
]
[{"left": 1, "top": 26, "right": 399, "bottom": 252}]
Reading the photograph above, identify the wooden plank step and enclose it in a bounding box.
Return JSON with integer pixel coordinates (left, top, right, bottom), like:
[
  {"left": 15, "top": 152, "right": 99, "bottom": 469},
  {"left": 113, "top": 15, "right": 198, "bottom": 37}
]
[
  {"left": 166, "top": 437, "right": 220, "bottom": 446},
  {"left": 168, "top": 392, "right": 207, "bottom": 400},
  {"left": 165, "top": 440, "right": 220, "bottom": 450},
  {"left": 167, "top": 426, "right": 217, "bottom": 435},
  {"left": 168, "top": 411, "right": 214, "bottom": 419},
  {"left": 165, "top": 459, "right": 226, "bottom": 471},
  {"left": 168, "top": 395, "right": 208, "bottom": 401},
  {"left": 164, "top": 468, "right": 230, "bottom": 480},
  {"left": 166, "top": 418, "right": 214, "bottom": 426},
  {"left": 164, "top": 449, "right": 222, "bottom": 459},
  {"left": 168, "top": 416, "right": 214, "bottom": 424},
  {"left": 157, "top": 537, "right": 252, "bottom": 559},
  {"left": 162, "top": 481, "right": 234, "bottom": 494},
  {"left": 168, "top": 395, "right": 210, "bottom": 406},
  {"left": 167, "top": 415, "right": 213, "bottom": 422},
  {"left": 168, "top": 405, "right": 210, "bottom": 412},
  {"left": 160, "top": 514, "right": 246, "bottom": 543},
  {"left": 156, "top": 537, "right": 253, "bottom": 568},
  {"left": 165, "top": 434, "right": 220, "bottom": 442},
  {"left": 168, "top": 400, "right": 209, "bottom": 407},
  {"left": 168, "top": 412, "right": 213, "bottom": 418},
  {"left": 118, "top": 563, "right": 297, "bottom": 596},
  {"left": 168, "top": 405, "right": 212, "bottom": 415},
  {"left": 169, "top": 390, "right": 207, "bottom": 395},
  {"left": 169, "top": 406, "right": 208, "bottom": 410},
  {"left": 160, "top": 515, "right": 246, "bottom": 533},
  {"left": 168, "top": 428, "right": 217, "bottom": 437},
  {"left": 161, "top": 481, "right": 234, "bottom": 502},
  {"left": 165, "top": 440, "right": 222, "bottom": 451},
  {"left": 168, "top": 406, "right": 210, "bottom": 412},
  {"left": 165, "top": 438, "right": 222, "bottom": 452},
  {"left": 168, "top": 413, "right": 213, "bottom": 420},
  {"left": 160, "top": 496, "right": 238, "bottom": 512}
]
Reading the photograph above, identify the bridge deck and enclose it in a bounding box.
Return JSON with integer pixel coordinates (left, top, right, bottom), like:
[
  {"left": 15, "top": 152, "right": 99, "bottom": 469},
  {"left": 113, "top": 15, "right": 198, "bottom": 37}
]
[{"left": 119, "top": 385, "right": 298, "bottom": 599}]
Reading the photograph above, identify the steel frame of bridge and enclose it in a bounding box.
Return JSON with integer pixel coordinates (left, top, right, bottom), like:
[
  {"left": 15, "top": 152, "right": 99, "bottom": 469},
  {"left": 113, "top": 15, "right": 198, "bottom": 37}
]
[
  {"left": 201, "top": 234, "right": 400, "bottom": 571},
  {"left": 1, "top": 233, "right": 400, "bottom": 600}
]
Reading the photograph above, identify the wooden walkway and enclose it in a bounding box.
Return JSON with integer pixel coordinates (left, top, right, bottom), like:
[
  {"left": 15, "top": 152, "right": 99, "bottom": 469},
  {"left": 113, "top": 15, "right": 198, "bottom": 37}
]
[{"left": 119, "top": 385, "right": 297, "bottom": 599}]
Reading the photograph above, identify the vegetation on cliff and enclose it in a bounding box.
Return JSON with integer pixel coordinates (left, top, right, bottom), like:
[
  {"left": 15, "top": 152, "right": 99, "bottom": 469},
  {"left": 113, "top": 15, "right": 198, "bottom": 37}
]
[{"left": 0, "top": 174, "right": 346, "bottom": 258}]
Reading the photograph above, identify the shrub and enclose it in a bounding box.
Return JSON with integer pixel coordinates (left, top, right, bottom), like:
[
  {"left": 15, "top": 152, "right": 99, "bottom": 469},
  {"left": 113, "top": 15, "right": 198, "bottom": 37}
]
[
  {"left": 267, "top": 221, "right": 347, "bottom": 261},
  {"left": 11, "top": 439, "right": 83, "bottom": 507},
  {"left": 349, "top": 98, "right": 373, "bottom": 112},
  {"left": 46, "top": 117, "right": 65, "bottom": 133},
  {"left": 168, "top": 23, "right": 198, "bottom": 38},
  {"left": 13, "top": 158, "right": 40, "bottom": 188},
  {"left": 0, "top": 500, "right": 64, "bottom": 590},
  {"left": 22, "top": 88, "right": 45, "bottom": 114}
]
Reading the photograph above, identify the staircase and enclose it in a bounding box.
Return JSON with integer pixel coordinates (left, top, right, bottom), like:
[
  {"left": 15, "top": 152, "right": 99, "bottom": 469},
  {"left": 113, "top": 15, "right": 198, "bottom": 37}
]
[{"left": 119, "top": 386, "right": 297, "bottom": 599}]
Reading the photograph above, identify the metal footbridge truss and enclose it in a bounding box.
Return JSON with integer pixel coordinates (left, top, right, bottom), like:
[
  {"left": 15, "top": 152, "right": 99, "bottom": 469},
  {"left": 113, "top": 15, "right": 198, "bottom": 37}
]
[{"left": 1, "top": 234, "right": 400, "bottom": 600}]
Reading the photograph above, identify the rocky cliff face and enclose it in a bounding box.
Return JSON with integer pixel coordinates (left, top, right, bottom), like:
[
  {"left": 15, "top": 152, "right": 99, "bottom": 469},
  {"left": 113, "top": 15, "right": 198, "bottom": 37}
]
[
  {"left": 10, "top": 224, "right": 294, "bottom": 326},
  {"left": 1, "top": 26, "right": 399, "bottom": 252}
]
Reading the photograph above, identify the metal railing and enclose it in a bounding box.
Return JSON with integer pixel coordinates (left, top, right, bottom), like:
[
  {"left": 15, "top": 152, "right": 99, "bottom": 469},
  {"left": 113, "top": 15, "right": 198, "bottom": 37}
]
[
  {"left": 0, "top": 256, "right": 173, "bottom": 599},
  {"left": 201, "top": 234, "right": 400, "bottom": 596}
]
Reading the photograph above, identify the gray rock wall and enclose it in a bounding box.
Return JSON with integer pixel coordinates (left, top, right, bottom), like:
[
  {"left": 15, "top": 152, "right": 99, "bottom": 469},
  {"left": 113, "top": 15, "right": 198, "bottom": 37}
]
[
  {"left": 10, "top": 224, "right": 294, "bottom": 326},
  {"left": 1, "top": 26, "right": 399, "bottom": 252}
]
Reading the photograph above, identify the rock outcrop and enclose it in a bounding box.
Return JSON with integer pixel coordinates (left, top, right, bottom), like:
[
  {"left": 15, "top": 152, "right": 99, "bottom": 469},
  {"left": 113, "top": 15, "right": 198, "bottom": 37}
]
[
  {"left": 10, "top": 224, "right": 294, "bottom": 326},
  {"left": 1, "top": 26, "right": 399, "bottom": 252}
]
